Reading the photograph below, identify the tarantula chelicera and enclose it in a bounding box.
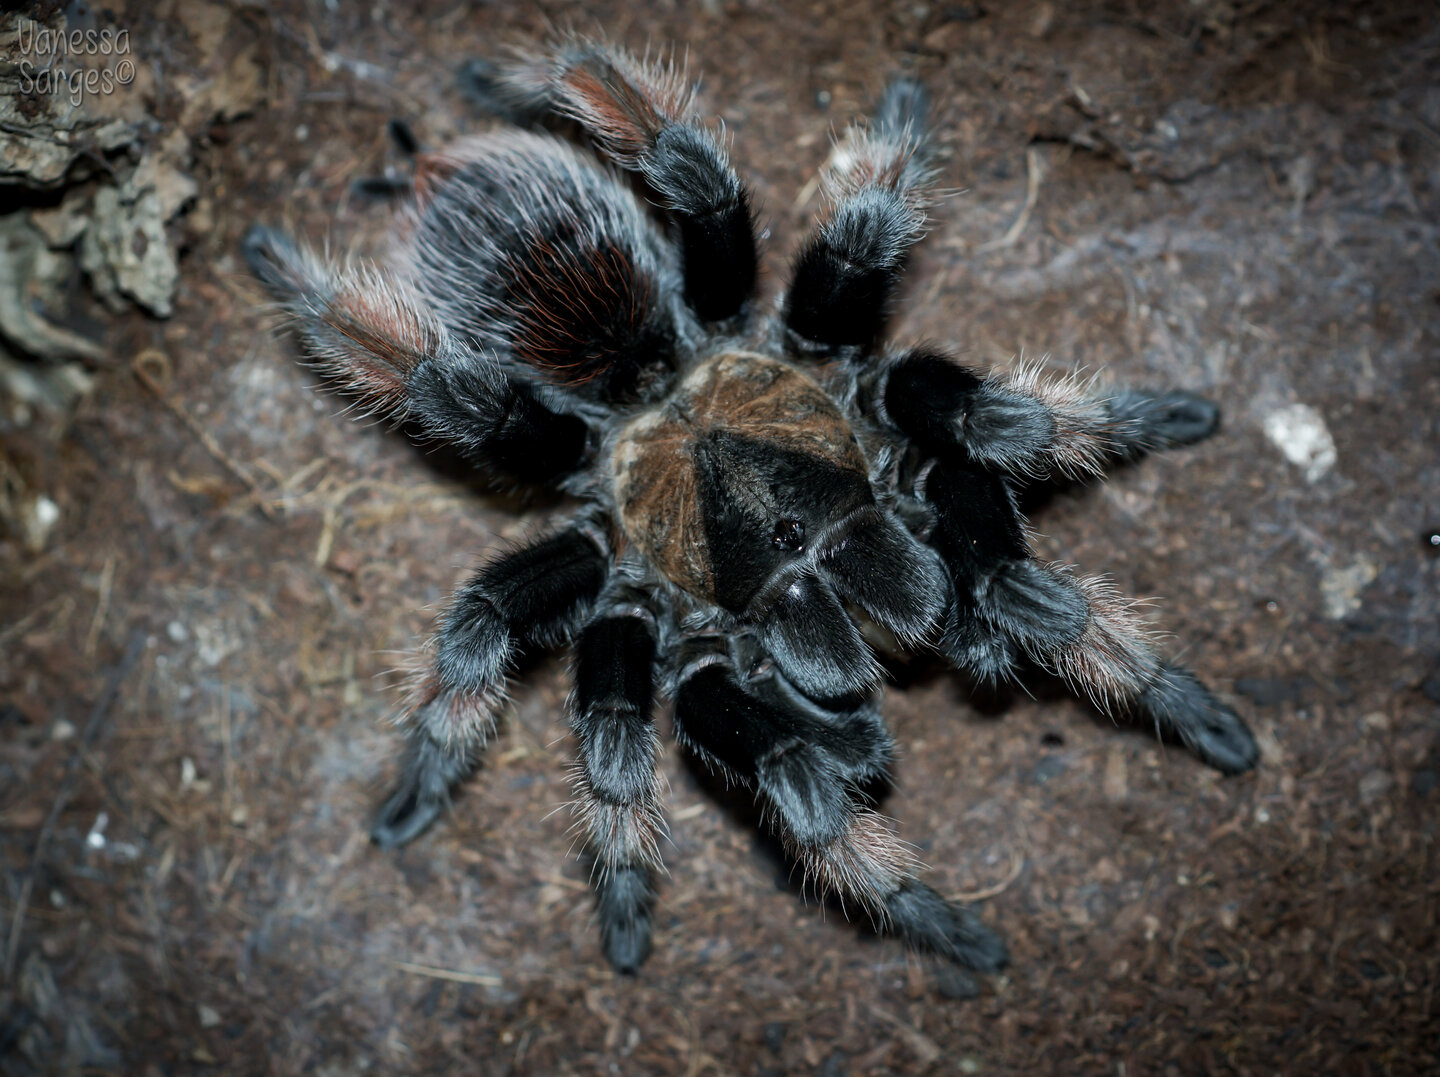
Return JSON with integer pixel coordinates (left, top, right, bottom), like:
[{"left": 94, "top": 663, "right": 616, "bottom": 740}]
[{"left": 246, "top": 39, "right": 1258, "bottom": 982}]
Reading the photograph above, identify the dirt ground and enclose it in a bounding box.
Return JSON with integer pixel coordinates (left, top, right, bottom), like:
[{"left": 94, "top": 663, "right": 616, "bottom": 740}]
[{"left": 2, "top": 0, "right": 1438, "bottom": 1074}]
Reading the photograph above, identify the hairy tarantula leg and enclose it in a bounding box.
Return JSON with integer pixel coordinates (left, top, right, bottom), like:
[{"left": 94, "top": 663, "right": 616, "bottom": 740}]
[
  {"left": 925, "top": 458, "right": 1259, "bottom": 775},
  {"left": 784, "top": 77, "right": 937, "bottom": 355},
  {"left": 487, "top": 38, "right": 758, "bottom": 321},
  {"left": 373, "top": 688, "right": 486, "bottom": 849},
  {"left": 570, "top": 585, "right": 665, "bottom": 973},
  {"left": 371, "top": 526, "right": 610, "bottom": 848},
  {"left": 672, "top": 644, "right": 1009, "bottom": 975},
  {"left": 244, "top": 226, "right": 589, "bottom": 481},
  {"left": 880, "top": 348, "right": 1221, "bottom": 480}
]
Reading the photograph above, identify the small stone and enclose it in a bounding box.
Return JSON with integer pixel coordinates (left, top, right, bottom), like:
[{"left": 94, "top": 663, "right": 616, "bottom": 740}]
[
  {"left": 22, "top": 495, "right": 60, "bottom": 552},
  {"left": 1263, "top": 402, "right": 1336, "bottom": 483},
  {"left": 944, "top": 3, "right": 984, "bottom": 22},
  {"left": 1103, "top": 746, "right": 1128, "bottom": 800},
  {"left": 198, "top": 1004, "right": 221, "bottom": 1028},
  {"left": 1029, "top": 1, "right": 1055, "bottom": 37},
  {"left": 1358, "top": 769, "right": 1393, "bottom": 804},
  {"left": 167, "top": 620, "right": 189, "bottom": 643},
  {"left": 1318, "top": 557, "right": 1379, "bottom": 620},
  {"left": 51, "top": 719, "right": 76, "bottom": 741},
  {"left": 1234, "top": 676, "right": 1308, "bottom": 706},
  {"left": 1030, "top": 755, "right": 1067, "bottom": 785},
  {"left": 934, "top": 964, "right": 980, "bottom": 1000}
]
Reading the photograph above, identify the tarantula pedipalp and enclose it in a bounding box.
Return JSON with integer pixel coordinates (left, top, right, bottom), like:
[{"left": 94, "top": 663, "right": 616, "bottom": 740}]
[{"left": 246, "top": 39, "right": 1258, "bottom": 983}]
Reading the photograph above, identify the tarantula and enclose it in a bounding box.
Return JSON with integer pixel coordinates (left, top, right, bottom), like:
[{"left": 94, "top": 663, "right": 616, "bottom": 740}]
[{"left": 246, "top": 39, "right": 1258, "bottom": 983}]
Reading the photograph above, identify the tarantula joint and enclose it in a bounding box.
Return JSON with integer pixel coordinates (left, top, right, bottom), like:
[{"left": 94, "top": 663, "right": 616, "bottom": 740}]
[{"left": 247, "top": 37, "right": 1258, "bottom": 988}]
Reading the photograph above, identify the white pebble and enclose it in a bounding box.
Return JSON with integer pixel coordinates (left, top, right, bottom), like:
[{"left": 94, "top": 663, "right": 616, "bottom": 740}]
[
  {"left": 1263, "top": 403, "right": 1337, "bottom": 482},
  {"left": 85, "top": 811, "right": 108, "bottom": 850}
]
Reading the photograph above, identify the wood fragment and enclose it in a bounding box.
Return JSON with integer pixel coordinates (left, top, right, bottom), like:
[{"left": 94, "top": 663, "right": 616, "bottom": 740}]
[
  {"left": 979, "top": 146, "right": 1043, "bottom": 251},
  {"left": 391, "top": 960, "right": 502, "bottom": 986}
]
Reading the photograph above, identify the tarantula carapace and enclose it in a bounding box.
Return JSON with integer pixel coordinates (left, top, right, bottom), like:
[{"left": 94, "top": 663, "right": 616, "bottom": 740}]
[{"left": 246, "top": 39, "right": 1258, "bottom": 982}]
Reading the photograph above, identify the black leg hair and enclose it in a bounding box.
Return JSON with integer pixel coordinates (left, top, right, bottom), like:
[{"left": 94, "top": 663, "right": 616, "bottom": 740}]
[
  {"left": 924, "top": 457, "right": 1258, "bottom": 774},
  {"left": 880, "top": 348, "right": 1221, "bottom": 480},
  {"left": 570, "top": 580, "right": 665, "bottom": 973},
  {"left": 671, "top": 641, "right": 1008, "bottom": 973},
  {"left": 243, "top": 226, "right": 589, "bottom": 482},
  {"left": 486, "top": 38, "right": 758, "bottom": 322},
  {"left": 371, "top": 525, "right": 610, "bottom": 848},
  {"left": 784, "top": 77, "right": 936, "bottom": 355}
]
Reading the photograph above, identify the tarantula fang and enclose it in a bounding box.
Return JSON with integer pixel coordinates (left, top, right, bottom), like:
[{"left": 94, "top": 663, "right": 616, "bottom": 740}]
[{"left": 246, "top": 38, "right": 1258, "bottom": 986}]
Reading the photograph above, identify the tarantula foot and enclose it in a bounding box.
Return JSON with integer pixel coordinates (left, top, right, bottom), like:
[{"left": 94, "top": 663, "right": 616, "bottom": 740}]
[
  {"left": 1114, "top": 389, "right": 1221, "bottom": 449},
  {"left": 932, "top": 964, "right": 983, "bottom": 1000},
  {"left": 1142, "top": 665, "right": 1259, "bottom": 776},
  {"left": 597, "top": 866, "right": 655, "bottom": 974},
  {"left": 456, "top": 58, "right": 543, "bottom": 125},
  {"left": 1184, "top": 703, "right": 1259, "bottom": 777},
  {"left": 601, "top": 916, "right": 652, "bottom": 975},
  {"left": 370, "top": 781, "right": 446, "bottom": 849},
  {"left": 874, "top": 75, "right": 930, "bottom": 135},
  {"left": 241, "top": 225, "right": 302, "bottom": 291},
  {"left": 884, "top": 880, "right": 1010, "bottom": 973}
]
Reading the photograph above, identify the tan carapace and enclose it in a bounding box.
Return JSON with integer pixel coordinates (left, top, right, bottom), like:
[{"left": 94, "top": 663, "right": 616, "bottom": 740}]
[{"left": 611, "top": 351, "right": 868, "bottom": 603}]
